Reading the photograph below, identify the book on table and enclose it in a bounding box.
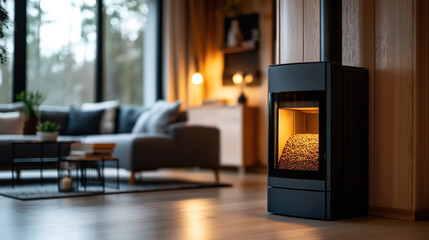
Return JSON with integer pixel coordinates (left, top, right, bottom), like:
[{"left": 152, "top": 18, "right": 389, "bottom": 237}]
[
  {"left": 70, "top": 143, "right": 116, "bottom": 153},
  {"left": 64, "top": 155, "right": 117, "bottom": 161},
  {"left": 69, "top": 143, "right": 116, "bottom": 160},
  {"left": 69, "top": 151, "right": 113, "bottom": 157}
]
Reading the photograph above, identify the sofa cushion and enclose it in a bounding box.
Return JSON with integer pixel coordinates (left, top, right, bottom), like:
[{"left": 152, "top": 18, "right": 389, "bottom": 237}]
[
  {"left": 0, "top": 103, "right": 24, "bottom": 112},
  {"left": 40, "top": 106, "right": 70, "bottom": 135},
  {"left": 131, "top": 101, "right": 166, "bottom": 133},
  {"left": 116, "top": 105, "right": 148, "bottom": 133},
  {"left": 145, "top": 100, "right": 181, "bottom": 133},
  {"left": 0, "top": 111, "right": 25, "bottom": 134},
  {"left": 67, "top": 107, "right": 104, "bottom": 135},
  {"left": 131, "top": 110, "right": 152, "bottom": 133},
  {"left": 82, "top": 100, "right": 119, "bottom": 134}
]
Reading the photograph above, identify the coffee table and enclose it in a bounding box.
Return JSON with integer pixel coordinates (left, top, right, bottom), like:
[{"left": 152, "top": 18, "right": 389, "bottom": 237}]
[
  {"left": 58, "top": 156, "right": 119, "bottom": 192},
  {"left": 11, "top": 140, "right": 76, "bottom": 188}
]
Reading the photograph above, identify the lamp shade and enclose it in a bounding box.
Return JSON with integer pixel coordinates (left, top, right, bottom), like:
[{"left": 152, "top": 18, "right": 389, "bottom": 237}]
[
  {"left": 244, "top": 74, "right": 254, "bottom": 84},
  {"left": 232, "top": 71, "right": 243, "bottom": 85},
  {"left": 192, "top": 73, "right": 203, "bottom": 85}
]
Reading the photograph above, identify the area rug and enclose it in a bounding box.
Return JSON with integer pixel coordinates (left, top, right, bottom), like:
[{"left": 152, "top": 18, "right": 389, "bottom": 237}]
[{"left": 0, "top": 178, "right": 231, "bottom": 201}]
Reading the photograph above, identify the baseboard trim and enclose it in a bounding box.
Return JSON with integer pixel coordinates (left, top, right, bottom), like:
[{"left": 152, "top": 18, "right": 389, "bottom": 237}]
[
  {"left": 369, "top": 206, "right": 429, "bottom": 221},
  {"left": 219, "top": 166, "right": 267, "bottom": 174},
  {"left": 415, "top": 209, "right": 429, "bottom": 220},
  {"left": 369, "top": 207, "right": 415, "bottom": 221}
]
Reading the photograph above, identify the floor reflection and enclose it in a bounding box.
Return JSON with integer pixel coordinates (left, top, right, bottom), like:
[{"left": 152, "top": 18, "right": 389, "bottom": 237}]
[{"left": 179, "top": 199, "right": 211, "bottom": 240}]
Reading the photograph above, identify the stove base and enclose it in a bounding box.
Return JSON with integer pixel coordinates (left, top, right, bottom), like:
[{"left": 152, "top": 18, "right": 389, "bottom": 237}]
[
  {"left": 267, "top": 187, "right": 330, "bottom": 220},
  {"left": 267, "top": 186, "right": 367, "bottom": 220}
]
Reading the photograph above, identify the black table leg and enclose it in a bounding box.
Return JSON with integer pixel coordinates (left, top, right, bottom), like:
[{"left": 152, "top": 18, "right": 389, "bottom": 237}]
[
  {"left": 11, "top": 143, "right": 14, "bottom": 189},
  {"left": 57, "top": 144, "right": 61, "bottom": 190},
  {"left": 116, "top": 159, "right": 119, "bottom": 189},
  {"left": 102, "top": 159, "right": 105, "bottom": 192},
  {"left": 57, "top": 160, "right": 61, "bottom": 191},
  {"left": 83, "top": 162, "right": 87, "bottom": 191},
  {"left": 75, "top": 163, "right": 79, "bottom": 192},
  {"left": 40, "top": 143, "right": 43, "bottom": 186}
]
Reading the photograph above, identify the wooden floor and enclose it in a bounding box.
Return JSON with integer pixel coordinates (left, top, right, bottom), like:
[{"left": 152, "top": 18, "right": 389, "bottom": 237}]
[{"left": 0, "top": 169, "right": 429, "bottom": 240}]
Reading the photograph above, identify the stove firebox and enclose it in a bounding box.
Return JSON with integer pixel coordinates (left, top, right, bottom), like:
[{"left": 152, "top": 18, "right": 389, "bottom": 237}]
[{"left": 267, "top": 62, "right": 368, "bottom": 220}]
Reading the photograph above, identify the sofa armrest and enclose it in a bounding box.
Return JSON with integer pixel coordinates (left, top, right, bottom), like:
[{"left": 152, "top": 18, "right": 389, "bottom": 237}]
[{"left": 167, "top": 123, "right": 220, "bottom": 169}]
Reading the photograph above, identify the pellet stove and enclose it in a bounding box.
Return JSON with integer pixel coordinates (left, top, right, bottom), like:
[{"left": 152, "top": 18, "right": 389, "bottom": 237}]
[{"left": 267, "top": 0, "right": 368, "bottom": 220}]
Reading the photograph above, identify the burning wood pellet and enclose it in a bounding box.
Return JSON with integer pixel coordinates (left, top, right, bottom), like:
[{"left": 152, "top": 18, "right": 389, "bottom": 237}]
[{"left": 278, "top": 134, "right": 319, "bottom": 171}]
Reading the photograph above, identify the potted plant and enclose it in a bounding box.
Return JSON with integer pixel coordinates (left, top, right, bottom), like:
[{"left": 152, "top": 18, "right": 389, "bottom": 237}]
[
  {"left": 36, "top": 121, "right": 60, "bottom": 142},
  {"left": 16, "top": 90, "right": 45, "bottom": 134}
]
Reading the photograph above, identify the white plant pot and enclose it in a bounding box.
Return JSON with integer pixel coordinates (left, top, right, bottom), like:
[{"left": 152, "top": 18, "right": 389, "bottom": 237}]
[{"left": 36, "top": 131, "right": 59, "bottom": 142}]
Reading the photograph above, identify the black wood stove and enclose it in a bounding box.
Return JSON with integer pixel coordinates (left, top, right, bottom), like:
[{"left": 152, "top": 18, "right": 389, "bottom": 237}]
[{"left": 267, "top": 0, "right": 368, "bottom": 220}]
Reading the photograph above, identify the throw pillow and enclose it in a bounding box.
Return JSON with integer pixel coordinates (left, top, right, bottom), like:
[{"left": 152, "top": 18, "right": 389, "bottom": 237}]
[
  {"left": 67, "top": 107, "right": 104, "bottom": 135},
  {"left": 145, "top": 100, "right": 182, "bottom": 133},
  {"left": 81, "top": 100, "right": 119, "bottom": 134},
  {"left": 131, "top": 101, "right": 165, "bottom": 133},
  {"left": 40, "top": 105, "right": 70, "bottom": 135},
  {"left": 116, "top": 105, "right": 148, "bottom": 133},
  {"left": 0, "top": 111, "right": 25, "bottom": 134}
]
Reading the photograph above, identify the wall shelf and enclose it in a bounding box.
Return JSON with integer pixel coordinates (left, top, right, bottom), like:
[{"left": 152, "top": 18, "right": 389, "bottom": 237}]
[
  {"left": 222, "top": 46, "right": 257, "bottom": 54},
  {"left": 223, "top": 13, "right": 260, "bottom": 86}
]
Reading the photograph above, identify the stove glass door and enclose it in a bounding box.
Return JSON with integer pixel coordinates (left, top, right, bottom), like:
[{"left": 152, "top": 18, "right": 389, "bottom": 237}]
[{"left": 269, "top": 91, "right": 325, "bottom": 179}]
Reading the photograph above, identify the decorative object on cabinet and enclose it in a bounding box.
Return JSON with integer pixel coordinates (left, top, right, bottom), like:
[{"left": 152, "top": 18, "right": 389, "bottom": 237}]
[
  {"left": 232, "top": 71, "right": 254, "bottom": 104},
  {"left": 226, "top": 19, "right": 243, "bottom": 48},
  {"left": 188, "top": 105, "right": 257, "bottom": 172},
  {"left": 223, "top": 13, "right": 259, "bottom": 86}
]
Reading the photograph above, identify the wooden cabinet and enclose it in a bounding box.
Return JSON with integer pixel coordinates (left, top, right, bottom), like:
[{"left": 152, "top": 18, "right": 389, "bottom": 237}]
[{"left": 188, "top": 105, "right": 257, "bottom": 169}]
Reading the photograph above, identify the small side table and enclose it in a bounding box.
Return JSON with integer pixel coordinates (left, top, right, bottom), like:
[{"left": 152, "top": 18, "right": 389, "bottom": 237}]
[
  {"left": 11, "top": 140, "right": 75, "bottom": 188},
  {"left": 58, "top": 156, "right": 119, "bottom": 192}
]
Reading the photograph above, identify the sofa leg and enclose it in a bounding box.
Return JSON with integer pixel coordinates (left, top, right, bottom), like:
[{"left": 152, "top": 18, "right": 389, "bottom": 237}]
[
  {"left": 129, "top": 170, "right": 136, "bottom": 185},
  {"left": 213, "top": 168, "right": 219, "bottom": 183}
]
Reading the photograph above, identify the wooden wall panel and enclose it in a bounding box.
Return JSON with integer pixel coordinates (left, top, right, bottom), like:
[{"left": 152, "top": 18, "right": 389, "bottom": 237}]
[
  {"left": 279, "top": 0, "right": 303, "bottom": 63},
  {"left": 342, "top": 0, "right": 375, "bottom": 206},
  {"left": 374, "top": 0, "right": 413, "bottom": 210},
  {"left": 276, "top": 0, "right": 280, "bottom": 64},
  {"left": 303, "top": 0, "right": 320, "bottom": 61},
  {"left": 414, "top": 0, "right": 429, "bottom": 212}
]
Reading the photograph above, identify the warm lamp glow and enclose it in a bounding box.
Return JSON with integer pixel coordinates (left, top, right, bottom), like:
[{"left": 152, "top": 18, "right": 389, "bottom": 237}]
[
  {"left": 192, "top": 73, "right": 203, "bottom": 84},
  {"left": 244, "top": 74, "right": 254, "bottom": 84},
  {"left": 232, "top": 72, "right": 243, "bottom": 85}
]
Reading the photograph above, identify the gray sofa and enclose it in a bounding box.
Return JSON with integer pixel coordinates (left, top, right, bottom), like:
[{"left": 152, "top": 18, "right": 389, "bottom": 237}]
[{"left": 0, "top": 104, "right": 220, "bottom": 184}]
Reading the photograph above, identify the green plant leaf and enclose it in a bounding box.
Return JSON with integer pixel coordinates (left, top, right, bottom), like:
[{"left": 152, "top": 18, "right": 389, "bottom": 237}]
[
  {"left": 37, "top": 120, "right": 60, "bottom": 132},
  {"left": 16, "top": 90, "right": 45, "bottom": 117}
]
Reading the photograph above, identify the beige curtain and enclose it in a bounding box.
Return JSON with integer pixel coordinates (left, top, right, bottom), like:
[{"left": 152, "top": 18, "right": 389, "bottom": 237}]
[
  {"left": 163, "top": 0, "right": 219, "bottom": 108},
  {"left": 188, "top": 0, "right": 218, "bottom": 99},
  {"left": 163, "top": 0, "right": 188, "bottom": 107}
]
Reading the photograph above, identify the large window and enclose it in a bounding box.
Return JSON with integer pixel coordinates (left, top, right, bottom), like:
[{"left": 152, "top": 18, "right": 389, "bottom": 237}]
[
  {"left": 27, "top": 0, "right": 96, "bottom": 106},
  {"left": 0, "top": 1, "right": 14, "bottom": 104},
  {"left": 103, "top": 0, "right": 158, "bottom": 105},
  {"left": 15, "top": 0, "right": 161, "bottom": 106}
]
